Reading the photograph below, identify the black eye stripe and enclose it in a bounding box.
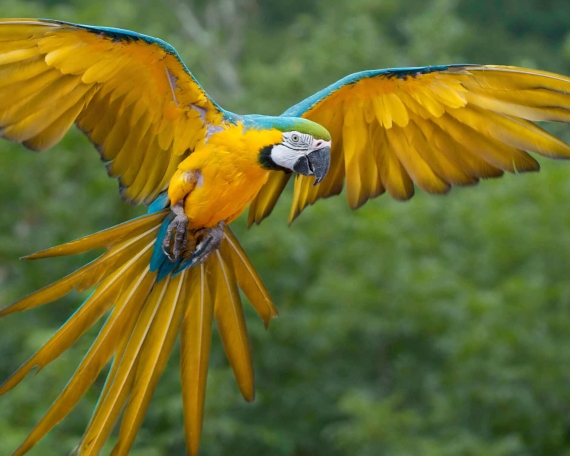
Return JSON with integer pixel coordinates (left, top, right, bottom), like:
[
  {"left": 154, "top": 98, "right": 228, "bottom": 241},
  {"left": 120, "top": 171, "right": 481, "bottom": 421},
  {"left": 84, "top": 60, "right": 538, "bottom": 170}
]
[{"left": 258, "top": 144, "right": 290, "bottom": 172}]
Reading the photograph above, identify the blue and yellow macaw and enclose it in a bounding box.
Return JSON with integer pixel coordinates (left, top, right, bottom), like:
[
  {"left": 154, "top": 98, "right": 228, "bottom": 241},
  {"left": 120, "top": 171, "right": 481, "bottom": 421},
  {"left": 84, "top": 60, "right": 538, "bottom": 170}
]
[{"left": 2, "top": 18, "right": 570, "bottom": 455}]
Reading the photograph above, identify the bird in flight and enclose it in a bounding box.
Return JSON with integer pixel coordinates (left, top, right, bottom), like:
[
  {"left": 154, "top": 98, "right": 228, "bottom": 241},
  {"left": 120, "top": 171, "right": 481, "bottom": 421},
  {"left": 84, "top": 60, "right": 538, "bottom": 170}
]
[{"left": 2, "top": 18, "right": 570, "bottom": 456}]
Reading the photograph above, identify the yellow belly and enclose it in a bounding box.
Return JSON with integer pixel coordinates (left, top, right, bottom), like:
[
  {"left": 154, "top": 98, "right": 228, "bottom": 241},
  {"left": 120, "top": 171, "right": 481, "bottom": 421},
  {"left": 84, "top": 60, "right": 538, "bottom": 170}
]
[
  {"left": 168, "top": 123, "right": 283, "bottom": 229},
  {"left": 184, "top": 166, "right": 270, "bottom": 229}
]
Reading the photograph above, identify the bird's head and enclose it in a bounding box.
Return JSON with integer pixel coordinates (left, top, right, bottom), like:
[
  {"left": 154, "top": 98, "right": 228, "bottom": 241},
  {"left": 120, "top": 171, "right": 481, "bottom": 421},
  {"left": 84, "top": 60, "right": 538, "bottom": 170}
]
[{"left": 254, "top": 116, "right": 332, "bottom": 186}]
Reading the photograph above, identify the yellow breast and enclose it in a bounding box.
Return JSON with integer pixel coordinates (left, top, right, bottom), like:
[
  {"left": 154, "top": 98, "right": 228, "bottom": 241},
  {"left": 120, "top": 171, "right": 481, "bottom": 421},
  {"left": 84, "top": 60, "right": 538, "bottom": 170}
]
[{"left": 170, "top": 124, "right": 283, "bottom": 229}]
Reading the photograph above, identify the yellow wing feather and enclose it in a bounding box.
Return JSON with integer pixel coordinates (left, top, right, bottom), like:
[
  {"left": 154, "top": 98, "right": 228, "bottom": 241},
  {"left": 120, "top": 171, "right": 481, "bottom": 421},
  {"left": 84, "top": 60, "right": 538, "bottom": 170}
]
[
  {"left": 0, "top": 18, "right": 225, "bottom": 204},
  {"left": 248, "top": 171, "right": 291, "bottom": 226},
  {"left": 373, "top": 124, "right": 415, "bottom": 200},
  {"left": 251, "top": 65, "right": 570, "bottom": 224}
]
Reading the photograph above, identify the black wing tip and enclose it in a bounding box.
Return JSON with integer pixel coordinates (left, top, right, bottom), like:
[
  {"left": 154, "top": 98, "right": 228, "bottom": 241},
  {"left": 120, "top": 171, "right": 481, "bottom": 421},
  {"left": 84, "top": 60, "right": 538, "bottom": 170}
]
[{"left": 118, "top": 182, "right": 138, "bottom": 205}]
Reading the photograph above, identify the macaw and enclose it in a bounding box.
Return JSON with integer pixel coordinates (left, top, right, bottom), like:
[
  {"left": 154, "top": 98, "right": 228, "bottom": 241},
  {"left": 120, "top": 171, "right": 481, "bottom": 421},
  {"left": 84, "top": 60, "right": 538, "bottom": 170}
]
[{"left": 1, "top": 17, "right": 570, "bottom": 456}]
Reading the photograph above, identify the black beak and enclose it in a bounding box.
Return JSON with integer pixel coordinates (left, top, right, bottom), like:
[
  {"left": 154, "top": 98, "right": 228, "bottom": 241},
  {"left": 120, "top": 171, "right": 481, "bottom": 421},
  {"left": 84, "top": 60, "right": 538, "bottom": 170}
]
[{"left": 292, "top": 147, "right": 331, "bottom": 186}]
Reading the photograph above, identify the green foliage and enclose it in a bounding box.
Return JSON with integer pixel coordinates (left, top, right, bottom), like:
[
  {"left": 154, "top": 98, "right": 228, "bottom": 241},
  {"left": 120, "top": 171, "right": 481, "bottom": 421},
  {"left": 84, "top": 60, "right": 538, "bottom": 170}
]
[{"left": 2, "top": 0, "right": 570, "bottom": 455}]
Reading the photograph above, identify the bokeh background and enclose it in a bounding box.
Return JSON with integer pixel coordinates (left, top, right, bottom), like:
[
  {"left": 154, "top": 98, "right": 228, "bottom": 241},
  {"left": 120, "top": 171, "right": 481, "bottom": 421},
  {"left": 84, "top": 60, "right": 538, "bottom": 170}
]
[{"left": 2, "top": 0, "right": 570, "bottom": 455}]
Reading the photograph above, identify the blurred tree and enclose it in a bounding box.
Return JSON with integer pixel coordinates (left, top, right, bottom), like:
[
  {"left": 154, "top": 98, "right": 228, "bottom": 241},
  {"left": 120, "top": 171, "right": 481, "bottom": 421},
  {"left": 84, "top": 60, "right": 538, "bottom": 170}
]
[{"left": 2, "top": 1, "right": 570, "bottom": 455}]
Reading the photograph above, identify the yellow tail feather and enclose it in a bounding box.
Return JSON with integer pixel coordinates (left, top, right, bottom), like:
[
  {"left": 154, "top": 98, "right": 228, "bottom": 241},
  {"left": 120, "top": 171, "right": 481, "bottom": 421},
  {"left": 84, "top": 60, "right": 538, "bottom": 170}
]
[
  {"left": 0, "top": 210, "right": 276, "bottom": 455},
  {"left": 211, "top": 251, "right": 255, "bottom": 402},
  {"left": 180, "top": 265, "right": 213, "bottom": 456}
]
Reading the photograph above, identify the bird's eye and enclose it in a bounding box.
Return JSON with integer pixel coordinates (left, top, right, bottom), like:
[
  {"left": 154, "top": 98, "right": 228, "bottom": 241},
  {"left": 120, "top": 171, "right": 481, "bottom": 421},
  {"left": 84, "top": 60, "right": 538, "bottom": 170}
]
[{"left": 291, "top": 134, "right": 300, "bottom": 143}]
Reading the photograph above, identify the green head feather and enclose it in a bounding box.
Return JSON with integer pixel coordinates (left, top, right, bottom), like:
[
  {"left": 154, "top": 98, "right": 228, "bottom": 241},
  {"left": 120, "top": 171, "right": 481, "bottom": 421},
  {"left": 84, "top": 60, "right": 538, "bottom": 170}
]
[{"left": 242, "top": 115, "right": 331, "bottom": 141}]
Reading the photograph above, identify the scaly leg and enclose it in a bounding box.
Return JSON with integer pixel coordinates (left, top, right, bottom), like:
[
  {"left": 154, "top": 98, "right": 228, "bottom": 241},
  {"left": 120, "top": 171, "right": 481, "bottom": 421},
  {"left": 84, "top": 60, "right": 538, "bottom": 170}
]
[{"left": 162, "top": 201, "right": 189, "bottom": 261}]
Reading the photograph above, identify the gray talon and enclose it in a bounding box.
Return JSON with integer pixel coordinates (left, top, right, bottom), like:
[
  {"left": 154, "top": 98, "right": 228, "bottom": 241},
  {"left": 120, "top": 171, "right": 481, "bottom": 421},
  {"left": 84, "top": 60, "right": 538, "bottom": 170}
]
[
  {"left": 187, "top": 221, "right": 225, "bottom": 268},
  {"left": 162, "top": 202, "right": 189, "bottom": 261}
]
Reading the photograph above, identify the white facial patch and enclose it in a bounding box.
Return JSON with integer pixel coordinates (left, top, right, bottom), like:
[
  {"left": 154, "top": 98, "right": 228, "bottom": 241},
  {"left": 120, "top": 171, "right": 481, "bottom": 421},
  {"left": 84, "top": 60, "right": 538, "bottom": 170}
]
[
  {"left": 270, "top": 143, "right": 306, "bottom": 169},
  {"left": 270, "top": 131, "right": 332, "bottom": 171}
]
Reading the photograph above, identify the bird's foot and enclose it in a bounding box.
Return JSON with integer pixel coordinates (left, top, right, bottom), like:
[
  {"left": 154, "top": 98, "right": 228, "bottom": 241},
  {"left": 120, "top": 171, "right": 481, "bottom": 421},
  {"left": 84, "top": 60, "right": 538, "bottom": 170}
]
[
  {"left": 162, "top": 202, "right": 189, "bottom": 261},
  {"left": 185, "top": 221, "right": 225, "bottom": 268}
]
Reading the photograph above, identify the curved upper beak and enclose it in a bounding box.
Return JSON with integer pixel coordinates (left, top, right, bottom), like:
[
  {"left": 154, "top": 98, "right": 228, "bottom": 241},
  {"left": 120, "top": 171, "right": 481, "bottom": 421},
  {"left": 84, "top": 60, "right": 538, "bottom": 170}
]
[{"left": 292, "top": 146, "right": 331, "bottom": 186}]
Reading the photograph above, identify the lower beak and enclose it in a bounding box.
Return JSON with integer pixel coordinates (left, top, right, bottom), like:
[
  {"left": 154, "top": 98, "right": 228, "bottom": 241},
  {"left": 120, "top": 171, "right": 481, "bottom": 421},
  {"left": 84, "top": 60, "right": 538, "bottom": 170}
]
[{"left": 292, "top": 146, "right": 331, "bottom": 186}]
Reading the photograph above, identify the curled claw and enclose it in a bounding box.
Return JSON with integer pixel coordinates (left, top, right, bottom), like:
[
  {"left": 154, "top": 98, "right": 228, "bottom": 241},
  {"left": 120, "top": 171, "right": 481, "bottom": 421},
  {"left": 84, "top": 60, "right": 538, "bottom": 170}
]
[
  {"left": 162, "top": 202, "right": 189, "bottom": 261},
  {"left": 180, "top": 221, "right": 225, "bottom": 270},
  {"left": 195, "top": 221, "right": 225, "bottom": 263}
]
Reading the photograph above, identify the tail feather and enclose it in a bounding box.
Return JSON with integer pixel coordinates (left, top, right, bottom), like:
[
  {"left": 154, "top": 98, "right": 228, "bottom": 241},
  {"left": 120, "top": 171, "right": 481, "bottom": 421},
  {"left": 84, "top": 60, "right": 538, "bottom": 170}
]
[
  {"left": 10, "top": 267, "right": 155, "bottom": 456},
  {"left": 222, "top": 229, "right": 278, "bottom": 327},
  {"left": 22, "top": 211, "right": 166, "bottom": 260},
  {"left": 112, "top": 272, "right": 187, "bottom": 456},
  {"left": 180, "top": 264, "right": 212, "bottom": 456},
  {"left": 1, "top": 210, "right": 276, "bottom": 455},
  {"left": 0, "top": 222, "right": 162, "bottom": 317},
  {"left": 211, "top": 250, "right": 255, "bottom": 402},
  {"left": 80, "top": 333, "right": 140, "bottom": 456},
  {"left": 0, "top": 247, "right": 150, "bottom": 398},
  {"left": 79, "top": 276, "right": 171, "bottom": 456},
  {"left": 78, "top": 269, "right": 156, "bottom": 456}
]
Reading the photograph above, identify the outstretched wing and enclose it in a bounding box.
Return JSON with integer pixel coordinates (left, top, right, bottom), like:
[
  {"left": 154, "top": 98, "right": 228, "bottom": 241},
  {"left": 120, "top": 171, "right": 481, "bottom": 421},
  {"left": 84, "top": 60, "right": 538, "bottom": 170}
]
[
  {"left": 0, "top": 18, "right": 227, "bottom": 204},
  {"left": 248, "top": 65, "right": 570, "bottom": 225}
]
